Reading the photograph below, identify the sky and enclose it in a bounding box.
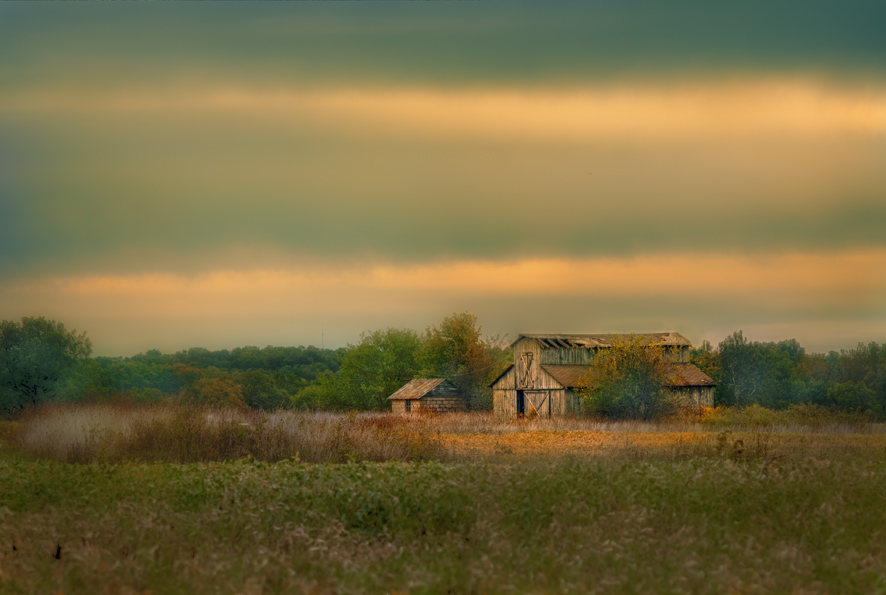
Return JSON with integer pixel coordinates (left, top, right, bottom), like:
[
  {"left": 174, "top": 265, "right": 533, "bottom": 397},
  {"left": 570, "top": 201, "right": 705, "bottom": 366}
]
[{"left": 1, "top": 1, "right": 885, "bottom": 357}]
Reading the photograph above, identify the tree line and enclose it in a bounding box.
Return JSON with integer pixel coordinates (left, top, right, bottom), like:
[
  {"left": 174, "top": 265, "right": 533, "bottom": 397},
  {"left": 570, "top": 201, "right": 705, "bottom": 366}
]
[
  {"left": 2, "top": 316, "right": 884, "bottom": 419},
  {"left": 691, "top": 331, "right": 886, "bottom": 418},
  {"left": 0, "top": 314, "right": 509, "bottom": 414}
]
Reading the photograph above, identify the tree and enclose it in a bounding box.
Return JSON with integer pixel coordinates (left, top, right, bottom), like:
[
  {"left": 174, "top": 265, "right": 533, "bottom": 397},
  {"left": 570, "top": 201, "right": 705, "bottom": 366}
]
[
  {"left": 575, "top": 334, "right": 677, "bottom": 420},
  {"left": 236, "top": 369, "right": 289, "bottom": 410},
  {"left": 420, "top": 312, "right": 509, "bottom": 411},
  {"left": 690, "top": 340, "right": 720, "bottom": 386},
  {"left": 180, "top": 374, "right": 247, "bottom": 409},
  {"left": 0, "top": 317, "right": 92, "bottom": 413},
  {"left": 717, "top": 331, "right": 793, "bottom": 408},
  {"left": 331, "top": 328, "right": 425, "bottom": 410}
]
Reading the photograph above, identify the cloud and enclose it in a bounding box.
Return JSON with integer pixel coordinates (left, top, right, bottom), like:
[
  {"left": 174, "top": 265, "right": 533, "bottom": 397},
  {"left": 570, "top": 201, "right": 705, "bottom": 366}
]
[
  {"left": 4, "top": 82, "right": 885, "bottom": 141},
  {"left": 2, "top": 81, "right": 885, "bottom": 279},
  {"left": 3, "top": 250, "right": 884, "bottom": 355}
]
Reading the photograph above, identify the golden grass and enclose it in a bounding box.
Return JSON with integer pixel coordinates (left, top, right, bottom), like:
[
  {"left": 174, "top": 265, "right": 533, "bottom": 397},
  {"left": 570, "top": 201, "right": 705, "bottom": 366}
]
[
  {"left": 12, "top": 405, "right": 886, "bottom": 465},
  {"left": 4, "top": 406, "right": 886, "bottom": 593}
]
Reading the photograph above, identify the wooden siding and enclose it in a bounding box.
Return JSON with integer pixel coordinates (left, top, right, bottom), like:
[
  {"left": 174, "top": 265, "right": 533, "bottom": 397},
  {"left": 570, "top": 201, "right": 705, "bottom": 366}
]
[
  {"left": 492, "top": 365, "right": 568, "bottom": 418},
  {"left": 564, "top": 388, "right": 582, "bottom": 415},
  {"left": 419, "top": 396, "right": 467, "bottom": 412},
  {"left": 513, "top": 337, "right": 542, "bottom": 389},
  {"left": 672, "top": 386, "right": 714, "bottom": 408},
  {"left": 540, "top": 347, "right": 590, "bottom": 366},
  {"left": 492, "top": 366, "right": 517, "bottom": 417},
  {"left": 493, "top": 389, "right": 517, "bottom": 417}
]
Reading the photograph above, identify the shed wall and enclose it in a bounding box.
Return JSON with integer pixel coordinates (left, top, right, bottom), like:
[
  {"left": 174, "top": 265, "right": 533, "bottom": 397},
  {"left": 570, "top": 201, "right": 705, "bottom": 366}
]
[{"left": 420, "top": 396, "right": 467, "bottom": 412}]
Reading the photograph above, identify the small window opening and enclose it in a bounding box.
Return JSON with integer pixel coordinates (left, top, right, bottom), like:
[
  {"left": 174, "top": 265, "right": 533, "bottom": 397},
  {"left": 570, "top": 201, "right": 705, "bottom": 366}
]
[{"left": 405, "top": 400, "right": 412, "bottom": 412}]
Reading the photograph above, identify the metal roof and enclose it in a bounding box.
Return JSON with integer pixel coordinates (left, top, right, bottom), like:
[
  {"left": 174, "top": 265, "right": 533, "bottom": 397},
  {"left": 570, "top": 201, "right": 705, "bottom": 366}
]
[
  {"left": 387, "top": 378, "right": 451, "bottom": 401},
  {"left": 513, "top": 332, "right": 693, "bottom": 349}
]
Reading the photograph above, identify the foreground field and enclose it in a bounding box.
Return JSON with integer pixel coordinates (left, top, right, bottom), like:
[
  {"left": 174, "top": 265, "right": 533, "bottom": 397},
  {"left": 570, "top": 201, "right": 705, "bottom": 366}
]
[{"left": 1, "top": 407, "right": 886, "bottom": 593}]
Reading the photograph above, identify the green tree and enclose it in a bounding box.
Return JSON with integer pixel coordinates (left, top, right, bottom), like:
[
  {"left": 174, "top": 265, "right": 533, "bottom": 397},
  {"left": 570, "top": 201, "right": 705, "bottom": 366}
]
[
  {"left": 717, "top": 331, "right": 793, "bottom": 408},
  {"left": 331, "top": 328, "right": 424, "bottom": 410},
  {"left": 576, "top": 334, "right": 677, "bottom": 420},
  {"left": 0, "top": 317, "right": 92, "bottom": 413},
  {"left": 690, "top": 340, "right": 720, "bottom": 385},
  {"left": 237, "top": 369, "right": 289, "bottom": 410},
  {"left": 420, "top": 312, "right": 509, "bottom": 411}
]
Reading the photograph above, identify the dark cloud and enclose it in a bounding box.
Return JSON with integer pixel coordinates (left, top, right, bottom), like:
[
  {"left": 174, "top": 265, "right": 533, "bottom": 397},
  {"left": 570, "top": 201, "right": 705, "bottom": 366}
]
[
  {"left": 1, "top": 2, "right": 884, "bottom": 353},
  {"left": 1, "top": 1, "right": 885, "bottom": 91}
]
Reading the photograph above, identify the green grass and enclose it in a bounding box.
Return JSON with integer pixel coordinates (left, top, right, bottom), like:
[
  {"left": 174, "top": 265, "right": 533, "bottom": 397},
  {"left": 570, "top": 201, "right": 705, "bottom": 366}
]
[
  {"left": 2, "top": 406, "right": 886, "bottom": 593},
  {"left": 2, "top": 452, "right": 886, "bottom": 593}
]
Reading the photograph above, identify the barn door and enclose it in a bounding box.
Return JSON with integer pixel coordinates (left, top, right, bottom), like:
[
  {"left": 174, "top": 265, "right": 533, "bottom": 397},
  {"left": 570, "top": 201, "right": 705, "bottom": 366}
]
[{"left": 524, "top": 391, "right": 550, "bottom": 418}]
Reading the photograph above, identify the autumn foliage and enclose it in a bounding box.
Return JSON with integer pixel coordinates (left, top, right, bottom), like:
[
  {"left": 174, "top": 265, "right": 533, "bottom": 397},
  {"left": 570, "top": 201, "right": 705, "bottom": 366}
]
[{"left": 576, "top": 334, "right": 678, "bottom": 420}]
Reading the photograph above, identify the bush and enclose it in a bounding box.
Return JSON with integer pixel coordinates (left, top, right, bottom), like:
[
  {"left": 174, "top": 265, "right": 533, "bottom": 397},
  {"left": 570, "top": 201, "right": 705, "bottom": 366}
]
[{"left": 576, "top": 334, "right": 679, "bottom": 420}]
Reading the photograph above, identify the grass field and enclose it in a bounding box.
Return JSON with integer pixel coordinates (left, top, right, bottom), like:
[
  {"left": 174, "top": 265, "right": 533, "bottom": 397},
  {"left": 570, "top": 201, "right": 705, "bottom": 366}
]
[{"left": 1, "top": 406, "right": 885, "bottom": 594}]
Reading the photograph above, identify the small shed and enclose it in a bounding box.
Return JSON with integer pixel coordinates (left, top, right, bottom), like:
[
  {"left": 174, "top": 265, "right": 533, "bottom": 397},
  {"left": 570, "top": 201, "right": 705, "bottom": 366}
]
[{"left": 388, "top": 379, "right": 467, "bottom": 413}]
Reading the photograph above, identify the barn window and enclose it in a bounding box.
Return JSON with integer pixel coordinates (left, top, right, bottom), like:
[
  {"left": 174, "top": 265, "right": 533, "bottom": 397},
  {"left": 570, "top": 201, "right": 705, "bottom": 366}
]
[{"left": 405, "top": 400, "right": 412, "bottom": 412}]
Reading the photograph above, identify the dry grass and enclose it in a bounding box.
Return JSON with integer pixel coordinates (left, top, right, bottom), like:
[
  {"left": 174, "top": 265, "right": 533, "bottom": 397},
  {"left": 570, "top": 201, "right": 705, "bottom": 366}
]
[
  {"left": 12, "top": 405, "right": 886, "bottom": 466},
  {"left": 14, "top": 404, "right": 445, "bottom": 464},
  {"left": 4, "top": 405, "right": 886, "bottom": 593}
]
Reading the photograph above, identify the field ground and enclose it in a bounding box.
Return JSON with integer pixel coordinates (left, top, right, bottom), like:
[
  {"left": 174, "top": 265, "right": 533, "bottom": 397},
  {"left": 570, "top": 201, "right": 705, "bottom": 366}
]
[{"left": 1, "top": 408, "right": 886, "bottom": 594}]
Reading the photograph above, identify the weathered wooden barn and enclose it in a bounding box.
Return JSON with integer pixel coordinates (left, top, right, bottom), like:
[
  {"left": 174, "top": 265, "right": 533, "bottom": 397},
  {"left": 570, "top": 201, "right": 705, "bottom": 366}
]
[
  {"left": 388, "top": 378, "right": 468, "bottom": 413},
  {"left": 491, "top": 333, "right": 716, "bottom": 417}
]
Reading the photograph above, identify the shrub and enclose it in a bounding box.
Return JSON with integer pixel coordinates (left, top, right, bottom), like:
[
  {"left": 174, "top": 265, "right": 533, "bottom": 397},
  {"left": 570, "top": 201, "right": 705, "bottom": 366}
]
[{"left": 576, "top": 334, "right": 679, "bottom": 420}]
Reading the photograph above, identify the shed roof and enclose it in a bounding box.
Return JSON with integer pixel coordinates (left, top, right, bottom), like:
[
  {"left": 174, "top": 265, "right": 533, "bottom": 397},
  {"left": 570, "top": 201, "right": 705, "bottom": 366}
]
[
  {"left": 540, "top": 363, "right": 715, "bottom": 389},
  {"left": 513, "top": 332, "right": 692, "bottom": 349},
  {"left": 387, "top": 378, "right": 452, "bottom": 401}
]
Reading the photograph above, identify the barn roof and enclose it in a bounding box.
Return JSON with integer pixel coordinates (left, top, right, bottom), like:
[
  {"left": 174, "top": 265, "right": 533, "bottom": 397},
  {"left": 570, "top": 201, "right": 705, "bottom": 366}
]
[
  {"left": 513, "top": 332, "right": 692, "bottom": 349},
  {"left": 540, "top": 363, "right": 715, "bottom": 389},
  {"left": 387, "top": 378, "right": 451, "bottom": 401},
  {"left": 668, "top": 363, "right": 717, "bottom": 387}
]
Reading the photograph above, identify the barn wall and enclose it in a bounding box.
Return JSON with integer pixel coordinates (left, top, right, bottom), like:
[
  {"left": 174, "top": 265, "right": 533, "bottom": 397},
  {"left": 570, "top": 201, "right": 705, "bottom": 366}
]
[
  {"left": 492, "top": 366, "right": 518, "bottom": 417},
  {"left": 549, "top": 389, "right": 567, "bottom": 416},
  {"left": 493, "top": 366, "right": 567, "bottom": 418},
  {"left": 391, "top": 400, "right": 406, "bottom": 414},
  {"left": 672, "top": 386, "right": 714, "bottom": 408},
  {"left": 540, "top": 348, "right": 590, "bottom": 366},
  {"left": 533, "top": 367, "right": 568, "bottom": 390},
  {"left": 564, "top": 388, "right": 583, "bottom": 415},
  {"left": 513, "top": 337, "right": 542, "bottom": 389},
  {"left": 493, "top": 389, "right": 518, "bottom": 417}
]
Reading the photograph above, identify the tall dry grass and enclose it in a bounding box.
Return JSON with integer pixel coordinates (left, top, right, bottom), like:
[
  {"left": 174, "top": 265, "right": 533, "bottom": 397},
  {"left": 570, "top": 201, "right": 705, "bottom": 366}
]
[
  {"left": 12, "top": 404, "right": 886, "bottom": 465},
  {"left": 14, "top": 404, "right": 445, "bottom": 464}
]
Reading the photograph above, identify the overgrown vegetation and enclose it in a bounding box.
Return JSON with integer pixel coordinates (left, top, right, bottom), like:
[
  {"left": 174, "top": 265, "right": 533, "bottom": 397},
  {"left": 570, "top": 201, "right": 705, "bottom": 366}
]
[
  {"left": 2, "top": 407, "right": 886, "bottom": 594},
  {"left": 8, "top": 404, "right": 885, "bottom": 466},
  {"left": 575, "top": 334, "right": 679, "bottom": 420},
  {"left": 12, "top": 404, "right": 446, "bottom": 464}
]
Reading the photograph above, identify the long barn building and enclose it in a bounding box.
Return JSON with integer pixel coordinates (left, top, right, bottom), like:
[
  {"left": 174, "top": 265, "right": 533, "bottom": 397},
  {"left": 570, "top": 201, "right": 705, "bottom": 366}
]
[{"left": 490, "top": 332, "right": 715, "bottom": 417}]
